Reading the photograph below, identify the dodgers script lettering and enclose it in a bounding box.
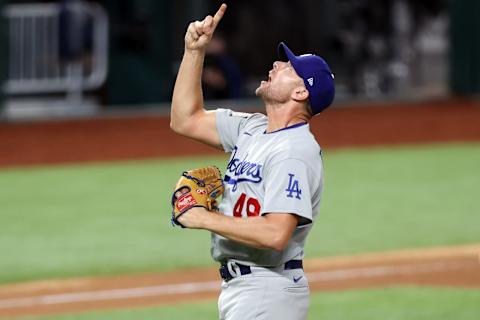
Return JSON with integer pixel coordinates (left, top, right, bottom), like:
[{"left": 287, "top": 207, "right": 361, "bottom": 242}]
[{"left": 226, "top": 147, "right": 262, "bottom": 191}]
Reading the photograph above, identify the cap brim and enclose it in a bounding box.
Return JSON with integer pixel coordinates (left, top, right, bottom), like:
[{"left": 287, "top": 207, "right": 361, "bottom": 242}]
[{"left": 278, "top": 42, "right": 297, "bottom": 63}]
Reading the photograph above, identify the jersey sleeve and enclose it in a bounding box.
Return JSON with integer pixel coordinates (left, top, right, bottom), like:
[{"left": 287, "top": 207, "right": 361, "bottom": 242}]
[
  {"left": 262, "top": 158, "right": 315, "bottom": 226},
  {"left": 215, "top": 108, "right": 251, "bottom": 153}
]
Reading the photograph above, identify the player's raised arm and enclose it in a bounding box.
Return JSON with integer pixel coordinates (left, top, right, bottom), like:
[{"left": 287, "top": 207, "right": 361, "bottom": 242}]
[{"left": 170, "top": 4, "right": 227, "bottom": 149}]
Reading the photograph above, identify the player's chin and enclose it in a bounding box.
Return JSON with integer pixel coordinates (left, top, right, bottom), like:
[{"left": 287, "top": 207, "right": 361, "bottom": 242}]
[{"left": 255, "top": 81, "right": 268, "bottom": 96}]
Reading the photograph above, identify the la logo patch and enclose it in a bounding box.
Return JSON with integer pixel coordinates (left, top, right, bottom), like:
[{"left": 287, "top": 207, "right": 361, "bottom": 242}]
[
  {"left": 307, "top": 77, "right": 314, "bottom": 87},
  {"left": 285, "top": 173, "right": 302, "bottom": 199}
]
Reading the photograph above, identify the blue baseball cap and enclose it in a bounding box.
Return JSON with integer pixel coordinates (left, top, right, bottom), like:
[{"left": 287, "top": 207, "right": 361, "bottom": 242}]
[{"left": 278, "top": 42, "right": 335, "bottom": 115}]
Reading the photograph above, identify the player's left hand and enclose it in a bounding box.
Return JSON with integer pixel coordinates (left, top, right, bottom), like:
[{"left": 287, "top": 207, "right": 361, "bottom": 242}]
[{"left": 171, "top": 166, "right": 224, "bottom": 228}]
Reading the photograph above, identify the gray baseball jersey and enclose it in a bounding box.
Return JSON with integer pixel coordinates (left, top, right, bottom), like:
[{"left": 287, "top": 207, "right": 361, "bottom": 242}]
[{"left": 212, "top": 108, "right": 324, "bottom": 267}]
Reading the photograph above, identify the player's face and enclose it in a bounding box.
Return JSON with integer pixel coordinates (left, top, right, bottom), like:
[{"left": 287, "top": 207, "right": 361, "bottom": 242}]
[{"left": 255, "top": 61, "right": 304, "bottom": 103}]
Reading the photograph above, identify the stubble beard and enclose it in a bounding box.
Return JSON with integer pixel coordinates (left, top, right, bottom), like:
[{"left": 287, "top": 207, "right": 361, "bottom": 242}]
[
  {"left": 255, "top": 81, "right": 289, "bottom": 106},
  {"left": 255, "top": 83, "right": 264, "bottom": 97},
  {"left": 257, "top": 88, "right": 279, "bottom": 110},
  {"left": 255, "top": 81, "right": 270, "bottom": 100}
]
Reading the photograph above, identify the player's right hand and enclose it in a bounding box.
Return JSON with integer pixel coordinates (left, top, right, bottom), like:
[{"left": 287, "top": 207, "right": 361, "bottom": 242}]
[{"left": 184, "top": 3, "right": 227, "bottom": 51}]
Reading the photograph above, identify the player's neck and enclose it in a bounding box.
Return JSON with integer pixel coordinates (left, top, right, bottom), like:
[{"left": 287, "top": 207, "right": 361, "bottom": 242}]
[{"left": 265, "top": 103, "right": 309, "bottom": 133}]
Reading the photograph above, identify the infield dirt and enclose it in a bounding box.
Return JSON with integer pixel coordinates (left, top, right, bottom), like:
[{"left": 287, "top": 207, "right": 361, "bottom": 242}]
[{"left": 0, "top": 244, "right": 479, "bottom": 317}]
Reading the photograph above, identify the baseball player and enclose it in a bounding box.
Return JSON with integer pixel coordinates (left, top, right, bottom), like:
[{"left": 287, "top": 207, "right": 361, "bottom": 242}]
[{"left": 170, "top": 3, "right": 335, "bottom": 320}]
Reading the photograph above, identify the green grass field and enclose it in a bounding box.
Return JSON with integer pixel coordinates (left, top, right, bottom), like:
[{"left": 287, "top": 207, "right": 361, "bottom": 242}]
[
  {"left": 21, "top": 287, "right": 480, "bottom": 320},
  {"left": 1, "top": 143, "right": 480, "bottom": 283}
]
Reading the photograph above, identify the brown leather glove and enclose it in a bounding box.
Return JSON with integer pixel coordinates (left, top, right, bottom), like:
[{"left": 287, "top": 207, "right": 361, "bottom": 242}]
[{"left": 171, "top": 166, "right": 224, "bottom": 227}]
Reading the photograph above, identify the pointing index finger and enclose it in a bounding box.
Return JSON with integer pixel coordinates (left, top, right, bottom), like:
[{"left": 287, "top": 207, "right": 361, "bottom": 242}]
[{"left": 212, "top": 3, "right": 227, "bottom": 27}]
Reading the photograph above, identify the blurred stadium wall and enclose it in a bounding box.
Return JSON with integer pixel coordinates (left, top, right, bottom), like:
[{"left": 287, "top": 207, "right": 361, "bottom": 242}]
[
  {"left": 103, "top": 0, "right": 173, "bottom": 105},
  {"left": 0, "top": 0, "right": 479, "bottom": 119},
  {"left": 450, "top": 0, "right": 480, "bottom": 95},
  {"left": 0, "top": 0, "right": 6, "bottom": 106}
]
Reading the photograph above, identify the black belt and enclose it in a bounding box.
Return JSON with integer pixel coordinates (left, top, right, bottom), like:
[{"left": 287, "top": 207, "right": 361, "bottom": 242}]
[{"left": 219, "top": 260, "right": 303, "bottom": 282}]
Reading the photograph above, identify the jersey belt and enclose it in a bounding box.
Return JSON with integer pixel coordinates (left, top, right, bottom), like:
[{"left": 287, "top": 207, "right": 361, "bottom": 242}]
[{"left": 219, "top": 260, "right": 303, "bottom": 282}]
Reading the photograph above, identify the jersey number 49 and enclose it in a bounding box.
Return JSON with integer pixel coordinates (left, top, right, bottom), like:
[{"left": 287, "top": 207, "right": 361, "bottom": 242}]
[{"left": 233, "top": 193, "right": 260, "bottom": 217}]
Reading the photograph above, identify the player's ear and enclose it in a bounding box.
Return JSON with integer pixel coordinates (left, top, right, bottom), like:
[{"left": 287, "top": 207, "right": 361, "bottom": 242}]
[{"left": 291, "top": 86, "right": 309, "bottom": 103}]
